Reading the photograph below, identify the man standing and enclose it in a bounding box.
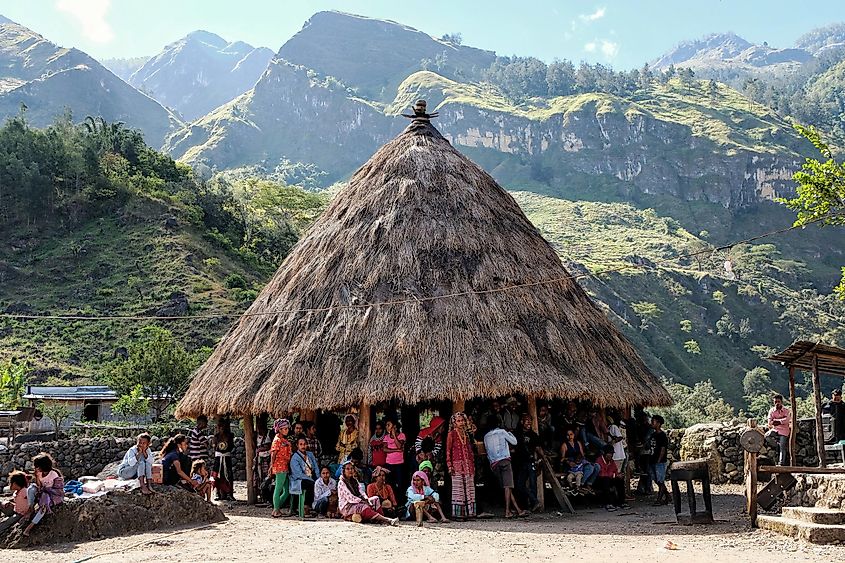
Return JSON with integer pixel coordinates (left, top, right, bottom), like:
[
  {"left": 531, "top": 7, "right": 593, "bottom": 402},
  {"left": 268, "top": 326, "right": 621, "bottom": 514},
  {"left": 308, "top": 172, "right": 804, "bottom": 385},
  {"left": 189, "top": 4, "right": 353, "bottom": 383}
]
[
  {"left": 514, "top": 414, "right": 542, "bottom": 512},
  {"left": 188, "top": 415, "right": 210, "bottom": 462},
  {"left": 823, "top": 388, "right": 845, "bottom": 443},
  {"left": 649, "top": 415, "right": 669, "bottom": 506},
  {"left": 767, "top": 394, "right": 791, "bottom": 466},
  {"left": 483, "top": 416, "right": 528, "bottom": 518}
]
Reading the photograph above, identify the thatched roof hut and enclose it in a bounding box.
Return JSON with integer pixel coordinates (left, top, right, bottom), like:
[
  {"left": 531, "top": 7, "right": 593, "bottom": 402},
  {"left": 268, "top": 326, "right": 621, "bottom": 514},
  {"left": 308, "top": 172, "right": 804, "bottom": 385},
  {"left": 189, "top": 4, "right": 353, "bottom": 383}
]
[{"left": 176, "top": 109, "right": 670, "bottom": 420}]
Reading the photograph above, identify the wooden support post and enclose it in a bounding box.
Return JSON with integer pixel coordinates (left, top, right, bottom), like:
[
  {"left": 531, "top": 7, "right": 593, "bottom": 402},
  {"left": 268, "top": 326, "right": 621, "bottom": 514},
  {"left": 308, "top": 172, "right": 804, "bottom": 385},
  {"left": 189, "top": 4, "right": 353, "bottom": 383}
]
[
  {"left": 812, "top": 354, "right": 827, "bottom": 468},
  {"left": 243, "top": 414, "right": 256, "bottom": 505},
  {"left": 358, "top": 401, "right": 372, "bottom": 454},
  {"left": 527, "top": 396, "right": 545, "bottom": 510},
  {"left": 300, "top": 409, "right": 316, "bottom": 423},
  {"left": 788, "top": 366, "right": 798, "bottom": 466},
  {"left": 453, "top": 399, "right": 465, "bottom": 414},
  {"left": 745, "top": 449, "right": 758, "bottom": 527}
]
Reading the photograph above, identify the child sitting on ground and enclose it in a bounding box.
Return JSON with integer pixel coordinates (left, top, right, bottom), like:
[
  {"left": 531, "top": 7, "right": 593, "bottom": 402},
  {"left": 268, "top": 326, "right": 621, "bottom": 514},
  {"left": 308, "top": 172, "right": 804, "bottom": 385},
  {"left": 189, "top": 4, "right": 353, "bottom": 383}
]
[
  {"left": 24, "top": 453, "right": 64, "bottom": 537},
  {"left": 191, "top": 460, "right": 214, "bottom": 502},
  {"left": 0, "top": 471, "right": 33, "bottom": 535}
]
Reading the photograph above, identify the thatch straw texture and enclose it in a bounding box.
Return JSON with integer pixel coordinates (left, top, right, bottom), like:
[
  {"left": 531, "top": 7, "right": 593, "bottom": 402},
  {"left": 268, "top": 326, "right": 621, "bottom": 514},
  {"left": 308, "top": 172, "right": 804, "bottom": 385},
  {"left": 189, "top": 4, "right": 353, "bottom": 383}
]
[{"left": 176, "top": 119, "right": 670, "bottom": 417}]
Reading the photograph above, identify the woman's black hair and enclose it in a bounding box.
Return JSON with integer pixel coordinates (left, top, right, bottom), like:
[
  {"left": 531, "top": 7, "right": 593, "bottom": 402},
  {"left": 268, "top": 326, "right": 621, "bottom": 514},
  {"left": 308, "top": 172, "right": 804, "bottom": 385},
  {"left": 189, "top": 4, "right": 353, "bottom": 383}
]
[
  {"left": 32, "top": 452, "right": 56, "bottom": 474},
  {"left": 160, "top": 433, "right": 187, "bottom": 457},
  {"left": 350, "top": 447, "right": 364, "bottom": 462}
]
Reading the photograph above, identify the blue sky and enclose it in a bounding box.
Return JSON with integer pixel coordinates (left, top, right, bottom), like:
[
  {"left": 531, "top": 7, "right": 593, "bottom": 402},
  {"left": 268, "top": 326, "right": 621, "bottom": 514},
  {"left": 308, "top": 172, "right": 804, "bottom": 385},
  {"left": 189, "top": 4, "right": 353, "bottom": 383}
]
[{"left": 5, "top": 1, "right": 844, "bottom": 68}]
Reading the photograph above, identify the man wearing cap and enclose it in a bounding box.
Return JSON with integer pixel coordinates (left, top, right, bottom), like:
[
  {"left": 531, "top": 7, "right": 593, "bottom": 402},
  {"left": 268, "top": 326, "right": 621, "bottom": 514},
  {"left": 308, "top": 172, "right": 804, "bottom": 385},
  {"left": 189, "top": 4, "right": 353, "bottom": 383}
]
[{"left": 823, "top": 388, "right": 845, "bottom": 443}]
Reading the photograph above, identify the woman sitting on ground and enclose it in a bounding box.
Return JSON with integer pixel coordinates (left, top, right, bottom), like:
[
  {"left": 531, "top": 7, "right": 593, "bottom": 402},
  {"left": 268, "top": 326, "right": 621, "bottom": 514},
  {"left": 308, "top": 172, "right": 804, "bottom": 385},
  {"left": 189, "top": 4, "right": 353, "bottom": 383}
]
[
  {"left": 338, "top": 461, "right": 398, "bottom": 526},
  {"left": 313, "top": 466, "right": 338, "bottom": 517},
  {"left": 23, "top": 453, "right": 64, "bottom": 537},
  {"left": 560, "top": 429, "right": 599, "bottom": 493},
  {"left": 161, "top": 434, "right": 194, "bottom": 490},
  {"left": 290, "top": 437, "right": 320, "bottom": 517},
  {"left": 366, "top": 466, "right": 399, "bottom": 518},
  {"left": 405, "top": 470, "right": 449, "bottom": 527},
  {"left": 117, "top": 432, "right": 154, "bottom": 494}
]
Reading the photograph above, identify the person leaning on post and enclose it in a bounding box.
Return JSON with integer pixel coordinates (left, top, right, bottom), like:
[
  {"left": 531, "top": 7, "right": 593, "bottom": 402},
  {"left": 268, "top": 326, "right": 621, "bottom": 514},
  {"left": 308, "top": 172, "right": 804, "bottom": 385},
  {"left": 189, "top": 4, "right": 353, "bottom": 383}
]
[{"left": 766, "top": 394, "right": 791, "bottom": 466}]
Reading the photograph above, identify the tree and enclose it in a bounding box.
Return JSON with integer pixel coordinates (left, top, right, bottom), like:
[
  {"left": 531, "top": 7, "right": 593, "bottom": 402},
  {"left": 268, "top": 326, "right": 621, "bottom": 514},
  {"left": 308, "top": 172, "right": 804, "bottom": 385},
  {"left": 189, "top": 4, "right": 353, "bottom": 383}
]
[
  {"left": 743, "top": 367, "right": 772, "bottom": 397},
  {"left": 107, "top": 325, "right": 201, "bottom": 419},
  {"left": 683, "top": 340, "right": 701, "bottom": 355},
  {"left": 654, "top": 379, "right": 735, "bottom": 428},
  {"left": 779, "top": 124, "right": 845, "bottom": 297},
  {"left": 712, "top": 290, "right": 725, "bottom": 305},
  {"left": 0, "top": 359, "right": 29, "bottom": 409},
  {"left": 440, "top": 33, "right": 463, "bottom": 45},
  {"left": 40, "top": 401, "right": 73, "bottom": 434},
  {"left": 631, "top": 301, "right": 662, "bottom": 331},
  {"left": 707, "top": 79, "right": 718, "bottom": 103},
  {"left": 112, "top": 384, "right": 151, "bottom": 419},
  {"left": 680, "top": 319, "right": 693, "bottom": 333}
]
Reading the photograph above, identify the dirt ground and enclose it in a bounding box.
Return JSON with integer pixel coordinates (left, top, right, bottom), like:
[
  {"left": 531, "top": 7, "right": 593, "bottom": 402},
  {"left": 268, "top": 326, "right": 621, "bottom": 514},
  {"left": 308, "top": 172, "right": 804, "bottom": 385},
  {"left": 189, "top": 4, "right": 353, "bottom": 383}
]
[{"left": 9, "top": 483, "right": 845, "bottom": 562}]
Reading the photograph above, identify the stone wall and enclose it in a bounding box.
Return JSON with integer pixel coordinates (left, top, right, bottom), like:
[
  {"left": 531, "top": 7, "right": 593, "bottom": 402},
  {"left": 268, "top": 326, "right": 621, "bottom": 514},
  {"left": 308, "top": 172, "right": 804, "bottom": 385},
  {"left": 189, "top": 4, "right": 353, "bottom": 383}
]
[
  {"left": 788, "top": 474, "right": 845, "bottom": 509},
  {"left": 670, "top": 419, "right": 818, "bottom": 484},
  {"left": 0, "top": 436, "right": 246, "bottom": 491}
]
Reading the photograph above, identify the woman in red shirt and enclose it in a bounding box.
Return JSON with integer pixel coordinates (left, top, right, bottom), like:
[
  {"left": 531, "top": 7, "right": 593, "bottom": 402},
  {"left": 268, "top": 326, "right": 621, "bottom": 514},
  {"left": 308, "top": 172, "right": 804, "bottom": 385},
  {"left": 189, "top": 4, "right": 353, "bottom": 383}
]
[
  {"left": 446, "top": 411, "right": 477, "bottom": 520},
  {"left": 270, "top": 419, "right": 293, "bottom": 518}
]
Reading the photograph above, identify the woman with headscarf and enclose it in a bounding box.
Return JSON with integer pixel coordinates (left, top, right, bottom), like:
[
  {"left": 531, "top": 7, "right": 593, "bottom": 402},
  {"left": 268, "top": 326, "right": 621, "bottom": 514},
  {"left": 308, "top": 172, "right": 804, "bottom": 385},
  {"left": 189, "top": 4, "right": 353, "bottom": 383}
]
[
  {"left": 338, "top": 461, "right": 399, "bottom": 526},
  {"left": 335, "top": 414, "right": 359, "bottom": 464},
  {"left": 366, "top": 466, "right": 399, "bottom": 517},
  {"left": 212, "top": 418, "right": 235, "bottom": 501},
  {"left": 270, "top": 418, "right": 293, "bottom": 518},
  {"left": 405, "top": 470, "right": 449, "bottom": 526},
  {"left": 446, "top": 411, "right": 477, "bottom": 520}
]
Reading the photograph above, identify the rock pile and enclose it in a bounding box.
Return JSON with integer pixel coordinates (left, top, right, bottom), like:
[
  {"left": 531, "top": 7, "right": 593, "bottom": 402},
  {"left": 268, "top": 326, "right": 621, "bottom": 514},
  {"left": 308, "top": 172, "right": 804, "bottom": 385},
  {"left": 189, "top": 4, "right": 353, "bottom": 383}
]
[
  {"left": 1, "top": 486, "right": 226, "bottom": 549},
  {"left": 789, "top": 474, "right": 845, "bottom": 509}
]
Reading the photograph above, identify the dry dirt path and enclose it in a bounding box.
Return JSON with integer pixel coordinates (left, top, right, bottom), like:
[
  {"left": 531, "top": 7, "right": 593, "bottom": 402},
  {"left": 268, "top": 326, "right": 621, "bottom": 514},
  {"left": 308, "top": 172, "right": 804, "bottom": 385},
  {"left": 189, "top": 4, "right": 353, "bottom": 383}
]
[{"left": 11, "top": 484, "right": 844, "bottom": 562}]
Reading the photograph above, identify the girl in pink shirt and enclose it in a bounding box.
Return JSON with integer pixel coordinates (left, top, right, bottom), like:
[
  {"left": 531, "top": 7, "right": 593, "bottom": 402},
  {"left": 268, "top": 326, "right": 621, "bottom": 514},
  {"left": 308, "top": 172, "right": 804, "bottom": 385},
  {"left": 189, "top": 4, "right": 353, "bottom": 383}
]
[{"left": 24, "top": 453, "right": 64, "bottom": 536}]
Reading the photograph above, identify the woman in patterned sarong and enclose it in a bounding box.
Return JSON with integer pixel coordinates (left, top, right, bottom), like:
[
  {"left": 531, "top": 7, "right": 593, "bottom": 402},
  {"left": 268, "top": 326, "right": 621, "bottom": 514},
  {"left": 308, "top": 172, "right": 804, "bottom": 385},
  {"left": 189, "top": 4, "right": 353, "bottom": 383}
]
[{"left": 446, "top": 411, "right": 477, "bottom": 519}]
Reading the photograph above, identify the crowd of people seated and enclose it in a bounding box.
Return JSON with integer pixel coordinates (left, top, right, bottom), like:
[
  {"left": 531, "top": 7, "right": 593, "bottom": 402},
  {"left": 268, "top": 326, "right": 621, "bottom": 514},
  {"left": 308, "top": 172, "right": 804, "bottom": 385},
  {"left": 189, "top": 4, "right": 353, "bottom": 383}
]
[{"left": 1, "top": 398, "right": 674, "bottom": 533}]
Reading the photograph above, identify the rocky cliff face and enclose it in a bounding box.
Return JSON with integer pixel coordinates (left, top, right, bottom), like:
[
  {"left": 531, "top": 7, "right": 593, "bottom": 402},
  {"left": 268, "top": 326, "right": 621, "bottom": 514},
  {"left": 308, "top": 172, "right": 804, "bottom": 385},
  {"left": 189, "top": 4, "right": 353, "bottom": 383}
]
[
  {"left": 169, "top": 63, "right": 809, "bottom": 209},
  {"left": 129, "top": 30, "right": 273, "bottom": 121},
  {"left": 436, "top": 101, "right": 803, "bottom": 208}
]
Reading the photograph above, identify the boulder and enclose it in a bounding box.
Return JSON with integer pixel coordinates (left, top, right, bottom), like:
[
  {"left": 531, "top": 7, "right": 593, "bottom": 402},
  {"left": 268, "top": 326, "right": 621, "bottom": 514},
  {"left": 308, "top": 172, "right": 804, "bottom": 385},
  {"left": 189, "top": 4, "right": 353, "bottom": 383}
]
[
  {"left": 96, "top": 461, "right": 122, "bottom": 479},
  {"left": 2, "top": 486, "right": 226, "bottom": 549},
  {"left": 679, "top": 422, "right": 726, "bottom": 483},
  {"left": 154, "top": 292, "right": 189, "bottom": 317}
]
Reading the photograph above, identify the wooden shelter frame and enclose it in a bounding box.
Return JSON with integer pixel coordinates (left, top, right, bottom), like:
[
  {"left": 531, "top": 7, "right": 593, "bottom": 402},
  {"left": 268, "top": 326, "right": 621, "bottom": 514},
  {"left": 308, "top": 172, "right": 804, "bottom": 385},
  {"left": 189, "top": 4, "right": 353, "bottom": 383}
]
[{"left": 767, "top": 340, "right": 845, "bottom": 468}]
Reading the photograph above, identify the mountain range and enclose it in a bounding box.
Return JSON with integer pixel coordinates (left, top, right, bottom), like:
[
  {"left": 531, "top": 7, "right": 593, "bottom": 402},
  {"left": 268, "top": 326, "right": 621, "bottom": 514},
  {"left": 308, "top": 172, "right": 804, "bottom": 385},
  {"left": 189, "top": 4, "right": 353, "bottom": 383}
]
[{"left": 1, "top": 11, "right": 844, "bottom": 407}]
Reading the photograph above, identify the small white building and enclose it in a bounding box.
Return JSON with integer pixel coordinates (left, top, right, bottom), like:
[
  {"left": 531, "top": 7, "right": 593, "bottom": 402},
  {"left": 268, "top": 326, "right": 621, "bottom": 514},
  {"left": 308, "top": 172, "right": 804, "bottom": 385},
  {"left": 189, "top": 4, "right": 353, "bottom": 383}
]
[{"left": 23, "top": 385, "right": 120, "bottom": 432}]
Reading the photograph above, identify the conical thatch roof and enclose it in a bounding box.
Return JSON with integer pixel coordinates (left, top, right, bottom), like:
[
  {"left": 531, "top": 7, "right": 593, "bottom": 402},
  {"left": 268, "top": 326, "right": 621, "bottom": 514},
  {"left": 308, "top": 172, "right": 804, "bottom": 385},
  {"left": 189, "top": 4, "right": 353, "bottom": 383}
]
[{"left": 176, "top": 117, "right": 670, "bottom": 418}]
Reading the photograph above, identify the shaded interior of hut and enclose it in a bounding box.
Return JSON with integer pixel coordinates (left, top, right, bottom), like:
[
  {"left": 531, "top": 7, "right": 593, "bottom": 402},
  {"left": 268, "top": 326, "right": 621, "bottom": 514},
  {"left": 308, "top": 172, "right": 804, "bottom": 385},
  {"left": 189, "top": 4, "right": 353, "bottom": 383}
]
[{"left": 245, "top": 396, "right": 653, "bottom": 511}]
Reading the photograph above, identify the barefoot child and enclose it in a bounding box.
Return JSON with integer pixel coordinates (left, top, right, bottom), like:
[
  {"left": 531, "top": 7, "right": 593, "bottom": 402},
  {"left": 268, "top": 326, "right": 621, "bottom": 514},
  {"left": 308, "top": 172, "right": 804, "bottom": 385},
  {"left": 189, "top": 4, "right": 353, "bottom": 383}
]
[
  {"left": 24, "top": 453, "right": 64, "bottom": 536},
  {"left": 191, "top": 459, "right": 214, "bottom": 502}
]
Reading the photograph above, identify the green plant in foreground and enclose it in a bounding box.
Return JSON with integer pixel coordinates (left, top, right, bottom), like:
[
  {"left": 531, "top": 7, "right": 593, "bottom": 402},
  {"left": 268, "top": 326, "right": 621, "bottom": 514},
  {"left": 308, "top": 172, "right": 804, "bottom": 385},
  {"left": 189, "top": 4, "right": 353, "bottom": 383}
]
[{"left": 0, "top": 359, "right": 29, "bottom": 409}]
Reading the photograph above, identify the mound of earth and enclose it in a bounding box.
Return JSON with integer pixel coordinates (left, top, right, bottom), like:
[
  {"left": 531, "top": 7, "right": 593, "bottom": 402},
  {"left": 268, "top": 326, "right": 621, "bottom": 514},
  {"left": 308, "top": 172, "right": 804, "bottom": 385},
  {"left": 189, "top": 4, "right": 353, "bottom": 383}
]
[{"left": 2, "top": 486, "right": 226, "bottom": 549}]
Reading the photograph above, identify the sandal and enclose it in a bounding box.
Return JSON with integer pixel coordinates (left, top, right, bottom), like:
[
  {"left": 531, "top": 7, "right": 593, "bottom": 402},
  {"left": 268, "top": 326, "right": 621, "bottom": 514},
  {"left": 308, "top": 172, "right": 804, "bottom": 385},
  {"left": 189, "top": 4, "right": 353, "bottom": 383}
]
[
  {"left": 504, "top": 512, "right": 515, "bottom": 519},
  {"left": 517, "top": 510, "right": 530, "bottom": 518}
]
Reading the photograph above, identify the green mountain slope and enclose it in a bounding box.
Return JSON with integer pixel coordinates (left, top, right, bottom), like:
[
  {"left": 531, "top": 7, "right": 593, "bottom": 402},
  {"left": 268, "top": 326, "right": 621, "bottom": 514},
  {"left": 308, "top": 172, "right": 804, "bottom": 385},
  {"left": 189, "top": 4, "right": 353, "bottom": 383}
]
[
  {"left": 278, "top": 11, "right": 495, "bottom": 101},
  {"left": 0, "top": 20, "right": 181, "bottom": 147}
]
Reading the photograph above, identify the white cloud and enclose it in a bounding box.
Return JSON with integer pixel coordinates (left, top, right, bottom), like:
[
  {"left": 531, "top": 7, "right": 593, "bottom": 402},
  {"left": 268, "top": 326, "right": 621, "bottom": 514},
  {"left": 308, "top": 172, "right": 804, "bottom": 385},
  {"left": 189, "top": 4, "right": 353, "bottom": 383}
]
[
  {"left": 600, "top": 40, "right": 619, "bottom": 58},
  {"left": 55, "top": 0, "right": 115, "bottom": 43},
  {"left": 583, "top": 39, "right": 619, "bottom": 59},
  {"left": 579, "top": 7, "right": 606, "bottom": 22}
]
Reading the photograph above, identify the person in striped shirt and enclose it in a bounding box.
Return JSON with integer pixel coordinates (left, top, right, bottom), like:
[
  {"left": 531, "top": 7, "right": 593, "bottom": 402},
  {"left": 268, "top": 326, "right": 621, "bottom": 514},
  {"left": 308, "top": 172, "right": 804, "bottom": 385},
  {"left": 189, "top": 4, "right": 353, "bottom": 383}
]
[{"left": 188, "top": 415, "right": 210, "bottom": 461}]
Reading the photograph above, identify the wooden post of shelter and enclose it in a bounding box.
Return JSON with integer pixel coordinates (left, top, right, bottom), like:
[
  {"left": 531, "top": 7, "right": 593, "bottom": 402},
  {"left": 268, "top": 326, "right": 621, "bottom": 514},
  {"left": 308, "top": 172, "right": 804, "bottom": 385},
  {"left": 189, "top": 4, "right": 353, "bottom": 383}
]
[
  {"left": 453, "top": 399, "right": 465, "bottom": 414},
  {"left": 811, "top": 354, "right": 827, "bottom": 468},
  {"left": 358, "top": 400, "right": 372, "bottom": 454},
  {"left": 243, "top": 414, "right": 256, "bottom": 504},
  {"left": 527, "top": 396, "right": 545, "bottom": 510},
  {"left": 788, "top": 366, "right": 798, "bottom": 466}
]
